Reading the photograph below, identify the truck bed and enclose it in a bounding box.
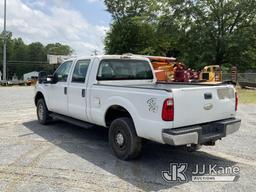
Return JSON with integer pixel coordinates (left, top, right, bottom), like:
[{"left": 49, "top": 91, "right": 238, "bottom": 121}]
[
  {"left": 95, "top": 81, "right": 231, "bottom": 92},
  {"left": 94, "top": 81, "right": 236, "bottom": 128}
]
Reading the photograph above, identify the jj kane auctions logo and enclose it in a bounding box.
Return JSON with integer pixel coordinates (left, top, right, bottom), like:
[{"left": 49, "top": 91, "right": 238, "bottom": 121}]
[{"left": 162, "top": 163, "right": 240, "bottom": 182}]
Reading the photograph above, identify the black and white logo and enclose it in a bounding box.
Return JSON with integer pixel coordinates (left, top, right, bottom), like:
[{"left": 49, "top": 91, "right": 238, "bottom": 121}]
[{"left": 162, "top": 163, "right": 188, "bottom": 182}]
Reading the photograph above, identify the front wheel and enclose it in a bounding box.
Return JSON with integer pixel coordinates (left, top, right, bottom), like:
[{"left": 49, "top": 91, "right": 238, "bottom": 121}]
[
  {"left": 109, "top": 117, "right": 142, "bottom": 160},
  {"left": 37, "top": 98, "right": 52, "bottom": 125}
]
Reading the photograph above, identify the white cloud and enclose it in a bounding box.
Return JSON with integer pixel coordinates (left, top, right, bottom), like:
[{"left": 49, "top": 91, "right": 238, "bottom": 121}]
[
  {"left": 0, "top": 0, "right": 109, "bottom": 56},
  {"left": 86, "top": 0, "right": 103, "bottom": 4}
]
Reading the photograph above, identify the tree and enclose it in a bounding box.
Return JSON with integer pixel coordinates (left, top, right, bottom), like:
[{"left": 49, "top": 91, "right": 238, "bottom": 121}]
[
  {"left": 10, "top": 38, "right": 28, "bottom": 61},
  {"left": 27, "top": 42, "right": 46, "bottom": 61},
  {"left": 105, "top": 17, "right": 156, "bottom": 55},
  {"left": 104, "top": 0, "right": 256, "bottom": 71},
  {"left": 45, "top": 43, "right": 73, "bottom": 55},
  {"left": 182, "top": 0, "right": 256, "bottom": 69},
  {"left": 104, "top": 0, "right": 158, "bottom": 20},
  {"left": 0, "top": 34, "right": 73, "bottom": 79}
]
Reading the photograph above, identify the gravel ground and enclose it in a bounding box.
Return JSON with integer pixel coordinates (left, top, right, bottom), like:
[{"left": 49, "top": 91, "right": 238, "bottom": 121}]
[{"left": 0, "top": 86, "right": 256, "bottom": 192}]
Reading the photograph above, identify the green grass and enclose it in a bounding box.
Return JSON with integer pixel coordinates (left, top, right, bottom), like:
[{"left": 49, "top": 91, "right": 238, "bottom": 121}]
[{"left": 237, "top": 88, "right": 256, "bottom": 104}]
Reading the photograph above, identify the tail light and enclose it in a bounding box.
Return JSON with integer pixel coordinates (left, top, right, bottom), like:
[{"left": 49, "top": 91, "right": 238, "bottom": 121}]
[
  {"left": 235, "top": 92, "right": 238, "bottom": 111},
  {"left": 162, "top": 98, "right": 174, "bottom": 121}
]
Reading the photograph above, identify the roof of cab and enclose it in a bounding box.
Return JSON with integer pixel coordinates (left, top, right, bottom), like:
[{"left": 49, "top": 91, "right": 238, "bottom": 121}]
[{"left": 75, "top": 54, "right": 149, "bottom": 61}]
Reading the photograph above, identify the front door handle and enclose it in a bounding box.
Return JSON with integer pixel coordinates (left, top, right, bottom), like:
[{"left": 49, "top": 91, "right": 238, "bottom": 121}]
[
  {"left": 64, "top": 87, "right": 67, "bottom": 95},
  {"left": 82, "top": 89, "right": 85, "bottom": 97}
]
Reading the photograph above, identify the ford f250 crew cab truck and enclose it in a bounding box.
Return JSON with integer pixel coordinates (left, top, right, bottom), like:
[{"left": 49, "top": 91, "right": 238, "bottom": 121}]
[{"left": 35, "top": 55, "right": 241, "bottom": 160}]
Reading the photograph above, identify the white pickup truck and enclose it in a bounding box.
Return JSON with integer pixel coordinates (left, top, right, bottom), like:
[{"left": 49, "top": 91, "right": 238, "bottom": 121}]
[{"left": 35, "top": 55, "right": 241, "bottom": 160}]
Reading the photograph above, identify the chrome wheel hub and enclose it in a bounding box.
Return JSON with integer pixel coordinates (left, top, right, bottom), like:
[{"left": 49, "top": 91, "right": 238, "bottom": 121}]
[{"left": 116, "top": 132, "right": 124, "bottom": 146}]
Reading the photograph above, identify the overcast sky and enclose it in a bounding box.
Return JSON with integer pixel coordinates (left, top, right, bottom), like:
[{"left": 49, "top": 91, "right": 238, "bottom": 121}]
[{"left": 0, "top": 0, "right": 111, "bottom": 56}]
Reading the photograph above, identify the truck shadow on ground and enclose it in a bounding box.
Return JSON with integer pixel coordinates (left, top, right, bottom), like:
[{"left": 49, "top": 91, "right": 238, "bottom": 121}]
[{"left": 23, "top": 120, "right": 236, "bottom": 191}]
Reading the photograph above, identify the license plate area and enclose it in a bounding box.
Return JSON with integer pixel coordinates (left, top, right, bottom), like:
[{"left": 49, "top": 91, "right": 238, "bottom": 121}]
[{"left": 201, "top": 123, "right": 223, "bottom": 135}]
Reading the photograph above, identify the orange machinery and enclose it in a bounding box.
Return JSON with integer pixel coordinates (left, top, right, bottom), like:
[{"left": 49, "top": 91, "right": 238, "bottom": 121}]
[
  {"left": 146, "top": 56, "right": 177, "bottom": 81},
  {"left": 147, "top": 56, "right": 223, "bottom": 83}
]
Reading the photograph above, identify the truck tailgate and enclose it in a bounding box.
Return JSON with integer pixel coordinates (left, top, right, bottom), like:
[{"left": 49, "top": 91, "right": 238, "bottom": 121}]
[{"left": 172, "top": 85, "right": 236, "bottom": 128}]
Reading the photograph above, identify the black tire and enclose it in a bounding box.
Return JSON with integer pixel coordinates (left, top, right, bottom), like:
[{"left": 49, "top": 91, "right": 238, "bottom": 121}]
[
  {"left": 36, "top": 98, "right": 52, "bottom": 125},
  {"left": 109, "top": 117, "right": 142, "bottom": 160}
]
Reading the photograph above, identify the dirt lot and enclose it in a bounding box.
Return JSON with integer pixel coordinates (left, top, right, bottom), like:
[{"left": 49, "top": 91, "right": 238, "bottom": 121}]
[{"left": 0, "top": 87, "right": 256, "bottom": 192}]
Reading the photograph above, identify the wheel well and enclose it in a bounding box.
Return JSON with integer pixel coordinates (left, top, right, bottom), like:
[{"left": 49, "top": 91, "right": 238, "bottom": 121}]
[
  {"left": 105, "top": 105, "right": 132, "bottom": 127},
  {"left": 35, "top": 92, "right": 44, "bottom": 106}
]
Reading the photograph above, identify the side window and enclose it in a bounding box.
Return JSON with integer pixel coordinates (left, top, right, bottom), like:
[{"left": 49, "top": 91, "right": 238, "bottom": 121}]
[
  {"left": 72, "top": 60, "right": 90, "bottom": 83},
  {"left": 54, "top": 61, "right": 72, "bottom": 82},
  {"left": 98, "top": 62, "right": 114, "bottom": 79}
]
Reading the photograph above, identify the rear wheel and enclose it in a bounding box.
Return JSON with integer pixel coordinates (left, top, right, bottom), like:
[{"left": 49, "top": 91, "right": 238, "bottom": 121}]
[
  {"left": 109, "top": 117, "right": 142, "bottom": 160},
  {"left": 37, "top": 98, "right": 52, "bottom": 125}
]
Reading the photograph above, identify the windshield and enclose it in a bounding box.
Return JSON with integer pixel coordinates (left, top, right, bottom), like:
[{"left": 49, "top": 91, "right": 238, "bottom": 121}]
[{"left": 97, "top": 59, "right": 153, "bottom": 80}]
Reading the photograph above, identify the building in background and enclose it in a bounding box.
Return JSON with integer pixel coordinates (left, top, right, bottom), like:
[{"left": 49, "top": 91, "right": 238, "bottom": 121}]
[
  {"left": 23, "top": 71, "right": 39, "bottom": 81},
  {"left": 47, "top": 54, "right": 73, "bottom": 65}
]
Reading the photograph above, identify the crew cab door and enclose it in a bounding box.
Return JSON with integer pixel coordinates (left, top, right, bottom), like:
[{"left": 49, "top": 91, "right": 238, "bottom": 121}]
[
  {"left": 67, "top": 59, "right": 91, "bottom": 121},
  {"left": 47, "top": 60, "right": 73, "bottom": 115}
]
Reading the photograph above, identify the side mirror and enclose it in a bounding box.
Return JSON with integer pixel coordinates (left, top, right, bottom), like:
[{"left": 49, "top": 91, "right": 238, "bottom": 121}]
[
  {"left": 38, "top": 71, "right": 57, "bottom": 84},
  {"left": 46, "top": 75, "right": 54, "bottom": 83},
  {"left": 38, "top": 71, "right": 48, "bottom": 84},
  {"left": 46, "top": 74, "right": 58, "bottom": 84}
]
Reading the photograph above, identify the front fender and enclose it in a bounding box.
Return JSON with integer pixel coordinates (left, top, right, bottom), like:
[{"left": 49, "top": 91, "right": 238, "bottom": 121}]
[{"left": 35, "top": 84, "right": 48, "bottom": 106}]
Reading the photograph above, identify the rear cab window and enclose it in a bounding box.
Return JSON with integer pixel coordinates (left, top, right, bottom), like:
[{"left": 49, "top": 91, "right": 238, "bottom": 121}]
[{"left": 97, "top": 59, "right": 153, "bottom": 80}]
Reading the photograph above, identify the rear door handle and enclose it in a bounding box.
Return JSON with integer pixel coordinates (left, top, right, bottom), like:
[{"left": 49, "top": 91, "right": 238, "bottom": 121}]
[
  {"left": 64, "top": 87, "right": 67, "bottom": 95},
  {"left": 82, "top": 89, "right": 85, "bottom": 97}
]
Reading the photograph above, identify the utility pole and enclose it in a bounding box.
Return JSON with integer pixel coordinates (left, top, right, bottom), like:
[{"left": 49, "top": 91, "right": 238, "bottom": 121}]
[
  {"left": 92, "top": 49, "right": 98, "bottom": 56},
  {"left": 3, "top": 0, "right": 7, "bottom": 81}
]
